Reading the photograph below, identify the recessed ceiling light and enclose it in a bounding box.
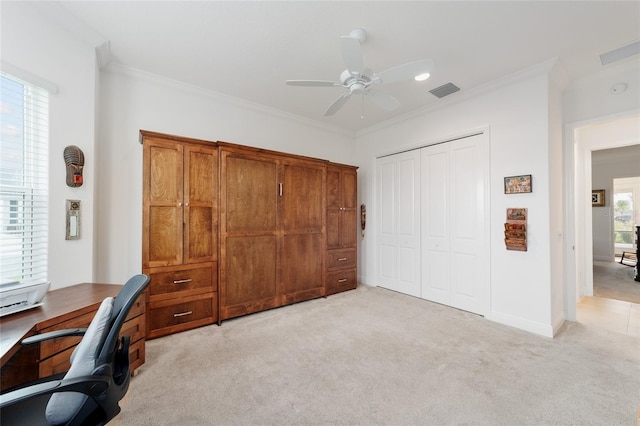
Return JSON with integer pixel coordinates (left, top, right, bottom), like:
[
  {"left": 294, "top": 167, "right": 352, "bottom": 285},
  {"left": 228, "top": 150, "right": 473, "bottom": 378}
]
[
  {"left": 414, "top": 72, "right": 431, "bottom": 82},
  {"left": 610, "top": 82, "right": 628, "bottom": 95}
]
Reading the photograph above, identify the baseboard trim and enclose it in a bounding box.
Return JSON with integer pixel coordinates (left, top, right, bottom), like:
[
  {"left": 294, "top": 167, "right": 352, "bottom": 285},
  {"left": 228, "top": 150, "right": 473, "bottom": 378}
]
[{"left": 485, "top": 311, "right": 555, "bottom": 338}]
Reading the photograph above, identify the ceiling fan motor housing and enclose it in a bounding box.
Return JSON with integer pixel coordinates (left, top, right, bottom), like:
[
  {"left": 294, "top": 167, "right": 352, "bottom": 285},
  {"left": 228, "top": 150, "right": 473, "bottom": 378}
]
[{"left": 340, "top": 69, "right": 371, "bottom": 94}]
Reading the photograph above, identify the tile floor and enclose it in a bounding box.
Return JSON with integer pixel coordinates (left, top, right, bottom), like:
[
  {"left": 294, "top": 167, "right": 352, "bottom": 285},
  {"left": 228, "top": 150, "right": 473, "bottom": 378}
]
[{"left": 577, "top": 295, "right": 640, "bottom": 338}]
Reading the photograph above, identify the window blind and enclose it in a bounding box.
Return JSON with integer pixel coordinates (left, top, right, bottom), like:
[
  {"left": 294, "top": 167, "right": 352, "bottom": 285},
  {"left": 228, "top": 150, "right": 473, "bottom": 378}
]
[{"left": 0, "top": 72, "right": 49, "bottom": 286}]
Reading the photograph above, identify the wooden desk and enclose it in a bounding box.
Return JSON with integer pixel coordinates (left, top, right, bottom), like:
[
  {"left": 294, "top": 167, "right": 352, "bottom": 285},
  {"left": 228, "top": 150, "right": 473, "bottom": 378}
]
[{"left": 0, "top": 283, "right": 145, "bottom": 391}]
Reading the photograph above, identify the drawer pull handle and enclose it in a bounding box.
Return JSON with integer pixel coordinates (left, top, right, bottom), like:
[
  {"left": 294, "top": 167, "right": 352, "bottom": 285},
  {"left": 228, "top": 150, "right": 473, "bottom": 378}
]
[
  {"left": 337, "top": 279, "right": 348, "bottom": 283},
  {"left": 337, "top": 257, "right": 348, "bottom": 261},
  {"left": 173, "top": 311, "right": 193, "bottom": 317},
  {"left": 173, "top": 279, "right": 192, "bottom": 284}
]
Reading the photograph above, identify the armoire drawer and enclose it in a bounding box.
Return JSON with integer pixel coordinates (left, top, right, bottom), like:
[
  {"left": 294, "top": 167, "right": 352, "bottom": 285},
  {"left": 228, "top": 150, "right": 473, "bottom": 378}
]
[
  {"left": 327, "top": 248, "right": 357, "bottom": 270},
  {"left": 147, "top": 292, "right": 217, "bottom": 339},
  {"left": 148, "top": 263, "right": 216, "bottom": 300},
  {"left": 325, "top": 268, "right": 357, "bottom": 295}
]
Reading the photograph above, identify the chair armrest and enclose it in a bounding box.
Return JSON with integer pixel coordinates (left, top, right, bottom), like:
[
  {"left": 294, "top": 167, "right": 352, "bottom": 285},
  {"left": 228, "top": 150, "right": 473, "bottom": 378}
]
[
  {"left": 21, "top": 328, "right": 88, "bottom": 345},
  {"left": 0, "top": 375, "right": 110, "bottom": 408}
]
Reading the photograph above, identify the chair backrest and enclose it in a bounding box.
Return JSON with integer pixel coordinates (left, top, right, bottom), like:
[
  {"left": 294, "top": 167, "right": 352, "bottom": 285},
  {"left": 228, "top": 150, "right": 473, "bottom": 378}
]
[
  {"left": 98, "top": 274, "right": 151, "bottom": 364},
  {"left": 45, "top": 274, "right": 150, "bottom": 425}
]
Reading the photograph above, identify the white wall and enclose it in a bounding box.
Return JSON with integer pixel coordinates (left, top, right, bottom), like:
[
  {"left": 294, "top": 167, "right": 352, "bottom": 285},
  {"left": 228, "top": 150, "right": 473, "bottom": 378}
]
[
  {"left": 1, "top": 2, "right": 98, "bottom": 290},
  {"left": 96, "top": 65, "right": 355, "bottom": 284},
  {"left": 355, "top": 62, "right": 561, "bottom": 336}
]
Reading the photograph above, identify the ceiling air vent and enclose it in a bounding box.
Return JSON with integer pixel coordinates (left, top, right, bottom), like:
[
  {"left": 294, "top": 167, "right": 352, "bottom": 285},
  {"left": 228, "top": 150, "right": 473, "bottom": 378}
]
[
  {"left": 600, "top": 40, "right": 640, "bottom": 65},
  {"left": 429, "top": 82, "right": 460, "bottom": 99}
]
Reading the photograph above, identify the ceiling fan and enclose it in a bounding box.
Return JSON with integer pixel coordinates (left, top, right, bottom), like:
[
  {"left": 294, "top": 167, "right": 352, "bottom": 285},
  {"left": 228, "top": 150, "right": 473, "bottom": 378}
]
[{"left": 286, "top": 28, "right": 434, "bottom": 117}]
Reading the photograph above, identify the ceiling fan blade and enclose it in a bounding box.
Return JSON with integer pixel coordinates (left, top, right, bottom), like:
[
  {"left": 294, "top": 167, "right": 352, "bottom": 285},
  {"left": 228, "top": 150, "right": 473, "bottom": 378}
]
[
  {"left": 340, "top": 36, "right": 365, "bottom": 74},
  {"left": 286, "top": 80, "right": 341, "bottom": 87},
  {"left": 324, "top": 92, "right": 351, "bottom": 116},
  {"left": 366, "top": 90, "right": 400, "bottom": 111},
  {"left": 373, "top": 58, "right": 435, "bottom": 84}
]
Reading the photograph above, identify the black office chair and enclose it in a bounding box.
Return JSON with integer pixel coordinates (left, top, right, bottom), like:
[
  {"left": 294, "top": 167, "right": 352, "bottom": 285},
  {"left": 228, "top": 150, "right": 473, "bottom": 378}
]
[{"left": 0, "top": 274, "right": 151, "bottom": 425}]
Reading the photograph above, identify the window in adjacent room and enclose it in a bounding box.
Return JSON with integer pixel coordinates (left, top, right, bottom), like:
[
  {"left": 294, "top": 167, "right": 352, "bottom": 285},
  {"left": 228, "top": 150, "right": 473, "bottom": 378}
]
[{"left": 0, "top": 72, "right": 49, "bottom": 288}]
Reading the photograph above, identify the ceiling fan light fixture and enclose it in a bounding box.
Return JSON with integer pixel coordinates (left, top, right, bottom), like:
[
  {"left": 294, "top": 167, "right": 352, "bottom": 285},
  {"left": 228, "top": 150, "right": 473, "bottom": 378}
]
[{"left": 414, "top": 72, "right": 430, "bottom": 82}]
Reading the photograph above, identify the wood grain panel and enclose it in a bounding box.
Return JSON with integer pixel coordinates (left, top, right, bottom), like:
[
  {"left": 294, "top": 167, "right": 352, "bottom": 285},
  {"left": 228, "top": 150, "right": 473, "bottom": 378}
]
[
  {"left": 186, "top": 206, "right": 214, "bottom": 260},
  {"left": 149, "top": 206, "right": 182, "bottom": 265},
  {"left": 326, "top": 168, "right": 340, "bottom": 209},
  {"left": 282, "top": 164, "right": 323, "bottom": 232},
  {"left": 148, "top": 143, "right": 182, "bottom": 204},
  {"left": 326, "top": 209, "right": 340, "bottom": 250},
  {"left": 224, "top": 156, "right": 277, "bottom": 233},
  {"left": 224, "top": 235, "right": 277, "bottom": 307},
  {"left": 282, "top": 233, "right": 323, "bottom": 295},
  {"left": 342, "top": 169, "right": 357, "bottom": 209}
]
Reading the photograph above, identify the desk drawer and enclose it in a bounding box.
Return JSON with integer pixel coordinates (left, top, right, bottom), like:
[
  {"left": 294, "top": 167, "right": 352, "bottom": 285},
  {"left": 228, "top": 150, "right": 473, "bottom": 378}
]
[
  {"left": 39, "top": 311, "right": 95, "bottom": 359},
  {"left": 147, "top": 292, "right": 217, "bottom": 339},
  {"left": 327, "top": 248, "right": 357, "bottom": 270},
  {"left": 148, "top": 264, "right": 216, "bottom": 299},
  {"left": 121, "top": 312, "right": 145, "bottom": 345}
]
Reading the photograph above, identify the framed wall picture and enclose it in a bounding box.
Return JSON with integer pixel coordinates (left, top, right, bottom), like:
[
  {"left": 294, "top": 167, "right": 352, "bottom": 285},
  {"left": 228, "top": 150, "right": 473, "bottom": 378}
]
[
  {"left": 504, "top": 175, "right": 532, "bottom": 194},
  {"left": 592, "top": 189, "right": 605, "bottom": 207}
]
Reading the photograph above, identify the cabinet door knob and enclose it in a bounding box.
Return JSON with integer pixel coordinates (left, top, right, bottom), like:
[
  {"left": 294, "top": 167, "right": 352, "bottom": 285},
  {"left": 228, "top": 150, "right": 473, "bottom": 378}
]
[
  {"left": 173, "top": 279, "right": 192, "bottom": 284},
  {"left": 337, "top": 257, "right": 348, "bottom": 261},
  {"left": 173, "top": 311, "right": 193, "bottom": 318},
  {"left": 337, "top": 279, "right": 347, "bottom": 283}
]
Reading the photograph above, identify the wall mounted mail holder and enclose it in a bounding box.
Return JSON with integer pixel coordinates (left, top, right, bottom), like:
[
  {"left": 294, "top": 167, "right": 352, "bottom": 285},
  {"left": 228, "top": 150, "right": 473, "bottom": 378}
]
[{"left": 504, "top": 208, "right": 527, "bottom": 251}]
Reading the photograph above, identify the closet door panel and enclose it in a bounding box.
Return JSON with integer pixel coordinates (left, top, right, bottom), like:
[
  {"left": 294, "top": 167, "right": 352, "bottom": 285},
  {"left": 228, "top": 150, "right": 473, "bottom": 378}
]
[
  {"left": 376, "top": 151, "right": 421, "bottom": 297},
  {"left": 449, "top": 138, "right": 488, "bottom": 314},
  {"left": 421, "top": 145, "right": 450, "bottom": 305}
]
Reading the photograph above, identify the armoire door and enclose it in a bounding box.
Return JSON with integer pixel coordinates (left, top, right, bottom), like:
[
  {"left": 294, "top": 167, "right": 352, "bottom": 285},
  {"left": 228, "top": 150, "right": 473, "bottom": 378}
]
[
  {"left": 143, "top": 139, "right": 184, "bottom": 268},
  {"left": 280, "top": 161, "right": 325, "bottom": 304},
  {"left": 220, "top": 152, "right": 279, "bottom": 320},
  {"left": 421, "top": 134, "right": 489, "bottom": 315},
  {"left": 376, "top": 150, "right": 422, "bottom": 297}
]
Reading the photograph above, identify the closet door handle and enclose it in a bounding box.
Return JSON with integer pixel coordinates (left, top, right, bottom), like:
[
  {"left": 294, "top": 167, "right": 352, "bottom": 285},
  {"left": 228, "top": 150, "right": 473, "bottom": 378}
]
[
  {"left": 174, "top": 311, "right": 193, "bottom": 318},
  {"left": 279, "top": 183, "right": 283, "bottom": 197},
  {"left": 173, "top": 279, "right": 192, "bottom": 284}
]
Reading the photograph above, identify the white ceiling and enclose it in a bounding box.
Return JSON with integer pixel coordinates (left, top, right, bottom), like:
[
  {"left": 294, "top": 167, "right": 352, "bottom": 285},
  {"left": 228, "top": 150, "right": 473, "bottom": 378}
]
[{"left": 50, "top": 1, "right": 640, "bottom": 133}]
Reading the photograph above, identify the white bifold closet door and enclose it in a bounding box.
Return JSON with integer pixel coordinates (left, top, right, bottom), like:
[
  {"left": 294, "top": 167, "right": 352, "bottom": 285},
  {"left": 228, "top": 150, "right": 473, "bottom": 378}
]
[
  {"left": 377, "top": 150, "right": 422, "bottom": 297},
  {"left": 377, "top": 133, "right": 489, "bottom": 315},
  {"left": 421, "top": 134, "right": 489, "bottom": 315}
]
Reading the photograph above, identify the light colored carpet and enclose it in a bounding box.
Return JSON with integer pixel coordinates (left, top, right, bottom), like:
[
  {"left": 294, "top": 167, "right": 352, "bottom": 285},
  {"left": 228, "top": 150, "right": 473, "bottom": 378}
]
[
  {"left": 594, "top": 259, "right": 640, "bottom": 304},
  {"left": 115, "top": 285, "right": 640, "bottom": 425}
]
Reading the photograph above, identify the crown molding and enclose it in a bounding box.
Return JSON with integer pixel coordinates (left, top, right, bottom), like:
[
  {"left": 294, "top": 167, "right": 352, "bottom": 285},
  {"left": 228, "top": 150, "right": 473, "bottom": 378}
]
[
  {"left": 357, "top": 58, "right": 560, "bottom": 138},
  {"left": 103, "top": 62, "right": 354, "bottom": 139}
]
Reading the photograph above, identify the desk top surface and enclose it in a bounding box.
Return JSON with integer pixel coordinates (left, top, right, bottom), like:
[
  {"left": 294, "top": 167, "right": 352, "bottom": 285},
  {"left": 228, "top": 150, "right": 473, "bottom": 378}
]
[{"left": 0, "top": 283, "right": 122, "bottom": 366}]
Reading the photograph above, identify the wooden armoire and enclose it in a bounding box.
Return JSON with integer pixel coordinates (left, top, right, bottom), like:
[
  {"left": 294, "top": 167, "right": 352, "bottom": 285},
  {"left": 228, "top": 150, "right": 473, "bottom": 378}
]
[
  {"left": 141, "top": 131, "right": 218, "bottom": 339},
  {"left": 141, "top": 131, "right": 357, "bottom": 338},
  {"left": 325, "top": 163, "right": 358, "bottom": 295}
]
